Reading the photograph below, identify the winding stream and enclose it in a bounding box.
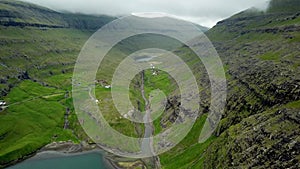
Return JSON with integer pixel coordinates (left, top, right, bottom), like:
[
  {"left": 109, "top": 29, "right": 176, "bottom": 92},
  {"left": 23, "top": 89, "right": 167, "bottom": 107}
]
[{"left": 140, "top": 70, "right": 161, "bottom": 169}]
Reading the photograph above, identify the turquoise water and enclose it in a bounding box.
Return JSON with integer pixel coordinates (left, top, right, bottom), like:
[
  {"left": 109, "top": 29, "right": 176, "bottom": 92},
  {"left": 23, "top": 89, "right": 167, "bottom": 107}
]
[{"left": 7, "top": 152, "right": 112, "bottom": 169}]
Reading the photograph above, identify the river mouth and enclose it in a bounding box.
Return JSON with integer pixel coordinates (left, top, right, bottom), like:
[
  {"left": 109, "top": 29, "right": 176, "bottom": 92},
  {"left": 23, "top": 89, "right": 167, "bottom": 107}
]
[{"left": 7, "top": 150, "right": 113, "bottom": 169}]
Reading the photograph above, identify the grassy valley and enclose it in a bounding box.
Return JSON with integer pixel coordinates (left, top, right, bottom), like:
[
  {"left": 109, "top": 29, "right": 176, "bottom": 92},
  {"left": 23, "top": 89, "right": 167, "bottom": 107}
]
[{"left": 0, "top": 0, "right": 299, "bottom": 168}]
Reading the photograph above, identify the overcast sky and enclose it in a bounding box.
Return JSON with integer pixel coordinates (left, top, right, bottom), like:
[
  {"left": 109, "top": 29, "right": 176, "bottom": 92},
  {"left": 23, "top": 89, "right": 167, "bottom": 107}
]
[{"left": 21, "top": 0, "right": 270, "bottom": 27}]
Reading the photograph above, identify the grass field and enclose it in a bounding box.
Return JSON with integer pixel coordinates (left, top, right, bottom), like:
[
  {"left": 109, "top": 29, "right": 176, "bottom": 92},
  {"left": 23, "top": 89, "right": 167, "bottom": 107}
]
[
  {"left": 1, "top": 0, "right": 300, "bottom": 167},
  {"left": 159, "top": 115, "right": 215, "bottom": 169},
  {"left": 0, "top": 80, "right": 78, "bottom": 164},
  {"left": 0, "top": 24, "right": 96, "bottom": 165}
]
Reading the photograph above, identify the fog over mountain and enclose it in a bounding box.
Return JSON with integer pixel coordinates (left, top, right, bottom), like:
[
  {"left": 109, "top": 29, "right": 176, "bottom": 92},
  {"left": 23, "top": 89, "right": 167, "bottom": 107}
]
[{"left": 21, "top": 0, "right": 270, "bottom": 27}]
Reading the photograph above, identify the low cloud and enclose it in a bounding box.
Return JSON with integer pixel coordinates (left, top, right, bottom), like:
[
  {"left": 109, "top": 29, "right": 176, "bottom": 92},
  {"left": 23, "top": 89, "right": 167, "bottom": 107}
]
[{"left": 21, "top": 0, "right": 269, "bottom": 27}]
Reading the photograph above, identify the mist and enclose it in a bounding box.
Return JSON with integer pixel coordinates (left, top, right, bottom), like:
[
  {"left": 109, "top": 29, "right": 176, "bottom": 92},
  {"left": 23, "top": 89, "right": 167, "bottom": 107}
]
[{"left": 21, "top": 0, "right": 270, "bottom": 27}]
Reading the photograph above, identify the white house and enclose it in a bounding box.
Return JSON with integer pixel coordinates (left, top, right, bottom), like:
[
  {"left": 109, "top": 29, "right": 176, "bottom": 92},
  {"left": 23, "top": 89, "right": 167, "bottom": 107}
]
[
  {"left": 0, "top": 101, "right": 6, "bottom": 106},
  {"left": 104, "top": 85, "right": 111, "bottom": 89},
  {"left": 150, "top": 63, "right": 155, "bottom": 69}
]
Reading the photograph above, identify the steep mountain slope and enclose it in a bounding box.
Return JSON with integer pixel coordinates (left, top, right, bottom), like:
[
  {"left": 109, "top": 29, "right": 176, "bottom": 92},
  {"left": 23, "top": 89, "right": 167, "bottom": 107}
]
[
  {"left": 158, "top": 0, "right": 300, "bottom": 168},
  {"left": 0, "top": 0, "right": 299, "bottom": 168},
  {"left": 268, "top": 0, "right": 300, "bottom": 13},
  {"left": 203, "top": 1, "right": 300, "bottom": 168},
  {"left": 207, "top": 1, "right": 300, "bottom": 134}
]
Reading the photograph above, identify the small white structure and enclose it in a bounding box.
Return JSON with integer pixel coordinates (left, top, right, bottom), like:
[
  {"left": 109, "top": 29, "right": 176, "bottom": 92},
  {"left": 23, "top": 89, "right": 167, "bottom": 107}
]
[
  {"left": 95, "top": 99, "right": 99, "bottom": 104},
  {"left": 150, "top": 63, "right": 155, "bottom": 69},
  {"left": 0, "top": 101, "right": 6, "bottom": 106},
  {"left": 152, "top": 71, "right": 157, "bottom": 75},
  {"left": 104, "top": 85, "right": 111, "bottom": 89}
]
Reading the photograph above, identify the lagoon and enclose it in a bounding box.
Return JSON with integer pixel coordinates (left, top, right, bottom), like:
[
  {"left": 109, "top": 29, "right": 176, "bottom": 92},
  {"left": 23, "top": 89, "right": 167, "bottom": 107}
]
[{"left": 7, "top": 151, "right": 113, "bottom": 169}]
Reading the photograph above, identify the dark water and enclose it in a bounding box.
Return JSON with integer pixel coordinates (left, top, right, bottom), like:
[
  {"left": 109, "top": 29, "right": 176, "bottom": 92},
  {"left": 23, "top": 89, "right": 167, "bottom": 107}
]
[
  {"left": 134, "top": 55, "right": 156, "bottom": 62},
  {"left": 7, "top": 151, "right": 112, "bottom": 169}
]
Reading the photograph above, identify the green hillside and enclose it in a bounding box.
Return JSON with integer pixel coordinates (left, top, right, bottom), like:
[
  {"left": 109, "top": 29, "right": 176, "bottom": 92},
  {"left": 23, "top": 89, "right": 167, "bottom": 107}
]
[
  {"left": 0, "top": 0, "right": 113, "bottom": 29},
  {"left": 159, "top": 0, "right": 300, "bottom": 168},
  {"left": 267, "top": 0, "right": 300, "bottom": 13},
  {"left": 0, "top": 0, "right": 115, "bottom": 167},
  {"left": 0, "top": 0, "right": 299, "bottom": 168}
]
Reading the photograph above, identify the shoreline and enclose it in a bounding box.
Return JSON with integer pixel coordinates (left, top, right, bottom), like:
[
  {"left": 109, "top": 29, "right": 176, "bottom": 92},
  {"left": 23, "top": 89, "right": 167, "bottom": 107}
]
[
  {"left": 3, "top": 141, "right": 146, "bottom": 169},
  {"left": 33, "top": 150, "right": 116, "bottom": 169},
  {"left": 3, "top": 141, "right": 119, "bottom": 169}
]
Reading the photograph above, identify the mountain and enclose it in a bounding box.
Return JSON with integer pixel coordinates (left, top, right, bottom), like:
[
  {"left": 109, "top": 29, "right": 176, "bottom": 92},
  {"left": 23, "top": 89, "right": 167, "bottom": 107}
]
[
  {"left": 0, "top": 0, "right": 114, "bottom": 30},
  {"left": 0, "top": 0, "right": 299, "bottom": 168},
  {"left": 159, "top": 0, "right": 300, "bottom": 168},
  {"left": 0, "top": 0, "right": 115, "bottom": 96},
  {"left": 267, "top": 0, "right": 300, "bottom": 13}
]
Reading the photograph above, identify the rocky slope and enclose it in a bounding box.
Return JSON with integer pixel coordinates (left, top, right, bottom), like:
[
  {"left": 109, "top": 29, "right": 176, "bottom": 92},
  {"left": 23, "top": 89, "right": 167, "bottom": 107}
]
[
  {"left": 201, "top": 0, "right": 300, "bottom": 168},
  {"left": 157, "top": 0, "right": 300, "bottom": 168},
  {"left": 0, "top": 0, "right": 299, "bottom": 168}
]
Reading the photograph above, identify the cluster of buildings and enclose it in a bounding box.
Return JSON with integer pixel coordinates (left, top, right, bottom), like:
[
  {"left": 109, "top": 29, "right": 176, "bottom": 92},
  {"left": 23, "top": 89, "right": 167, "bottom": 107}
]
[
  {"left": 95, "top": 79, "right": 111, "bottom": 89},
  {"left": 150, "top": 63, "right": 158, "bottom": 75}
]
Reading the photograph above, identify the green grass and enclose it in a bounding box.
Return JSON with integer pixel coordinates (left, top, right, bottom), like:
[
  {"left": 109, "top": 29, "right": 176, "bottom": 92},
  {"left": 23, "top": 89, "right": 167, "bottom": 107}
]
[
  {"left": 44, "top": 73, "right": 73, "bottom": 90},
  {"left": 129, "top": 73, "right": 146, "bottom": 113},
  {"left": 0, "top": 0, "right": 115, "bottom": 30},
  {"left": 143, "top": 70, "right": 176, "bottom": 99},
  {"left": 159, "top": 115, "right": 216, "bottom": 169},
  {"left": 285, "top": 100, "right": 300, "bottom": 109},
  {"left": 0, "top": 80, "right": 78, "bottom": 164},
  {"left": 267, "top": 0, "right": 300, "bottom": 13},
  {"left": 258, "top": 51, "right": 281, "bottom": 61},
  {"left": 142, "top": 70, "right": 177, "bottom": 135},
  {"left": 1, "top": 1, "right": 300, "bottom": 167},
  {"left": 0, "top": 26, "right": 93, "bottom": 99},
  {"left": 95, "top": 86, "right": 139, "bottom": 138}
]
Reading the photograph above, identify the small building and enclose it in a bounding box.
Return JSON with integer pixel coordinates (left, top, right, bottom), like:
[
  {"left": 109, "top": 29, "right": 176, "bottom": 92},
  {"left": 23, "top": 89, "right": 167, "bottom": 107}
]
[
  {"left": 0, "top": 101, "right": 6, "bottom": 106},
  {"left": 150, "top": 63, "right": 155, "bottom": 69},
  {"left": 95, "top": 79, "right": 109, "bottom": 86},
  {"left": 104, "top": 85, "right": 111, "bottom": 89}
]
